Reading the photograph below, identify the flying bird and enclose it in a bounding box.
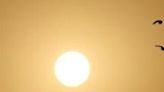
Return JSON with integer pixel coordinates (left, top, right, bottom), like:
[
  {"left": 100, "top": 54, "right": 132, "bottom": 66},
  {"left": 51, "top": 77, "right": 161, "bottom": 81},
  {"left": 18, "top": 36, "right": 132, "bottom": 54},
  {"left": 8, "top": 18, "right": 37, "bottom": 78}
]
[
  {"left": 155, "top": 45, "right": 164, "bottom": 51},
  {"left": 153, "top": 20, "right": 163, "bottom": 25}
]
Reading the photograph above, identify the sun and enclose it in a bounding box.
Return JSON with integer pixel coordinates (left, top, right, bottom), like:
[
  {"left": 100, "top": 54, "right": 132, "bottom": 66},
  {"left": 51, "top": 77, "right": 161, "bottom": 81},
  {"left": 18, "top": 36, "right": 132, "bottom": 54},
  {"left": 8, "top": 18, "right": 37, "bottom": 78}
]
[{"left": 54, "top": 51, "right": 90, "bottom": 87}]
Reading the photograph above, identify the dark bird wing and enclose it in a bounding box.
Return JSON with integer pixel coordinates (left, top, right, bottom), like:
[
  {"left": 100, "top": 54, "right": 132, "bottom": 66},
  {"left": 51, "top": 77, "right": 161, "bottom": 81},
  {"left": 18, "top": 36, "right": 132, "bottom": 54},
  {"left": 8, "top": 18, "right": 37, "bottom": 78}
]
[
  {"left": 155, "top": 45, "right": 164, "bottom": 51},
  {"left": 155, "top": 45, "right": 162, "bottom": 47},
  {"left": 153, "top": 20, "right": 163, "bottom": 25}
]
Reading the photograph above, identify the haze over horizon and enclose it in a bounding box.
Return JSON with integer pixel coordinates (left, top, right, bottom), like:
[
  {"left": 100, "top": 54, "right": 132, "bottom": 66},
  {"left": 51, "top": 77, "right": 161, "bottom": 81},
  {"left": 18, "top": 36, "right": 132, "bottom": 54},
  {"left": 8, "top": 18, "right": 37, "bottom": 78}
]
[{"left": 1, "top": 0, "right": 164, "bottom": 92}]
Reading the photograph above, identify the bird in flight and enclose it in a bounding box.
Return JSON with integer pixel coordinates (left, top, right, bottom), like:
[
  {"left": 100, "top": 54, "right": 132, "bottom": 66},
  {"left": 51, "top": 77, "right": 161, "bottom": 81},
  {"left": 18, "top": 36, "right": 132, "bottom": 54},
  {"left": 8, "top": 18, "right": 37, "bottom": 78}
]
[
  {"left": 152, "top": 19, "right": 164, "bottom": 51},
  {"left": 153, "top": 20, "right": 163, "bottom": 25},
  {"left": 155, "top": 45, "right": 164, "bottom": 51}
]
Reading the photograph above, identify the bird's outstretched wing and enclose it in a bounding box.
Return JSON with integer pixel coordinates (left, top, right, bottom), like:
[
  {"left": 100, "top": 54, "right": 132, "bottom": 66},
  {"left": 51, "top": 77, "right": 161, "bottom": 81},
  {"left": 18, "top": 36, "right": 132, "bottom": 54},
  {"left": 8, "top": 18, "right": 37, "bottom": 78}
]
[
  {"left": 155, "top": 45, "right": 162, "bottom": 47},
  {"left": 155, "top": 45, "right": 164, "bottom": 51},
  {"left": 153, "top": 20, "right": 163, "bottom": 25}
]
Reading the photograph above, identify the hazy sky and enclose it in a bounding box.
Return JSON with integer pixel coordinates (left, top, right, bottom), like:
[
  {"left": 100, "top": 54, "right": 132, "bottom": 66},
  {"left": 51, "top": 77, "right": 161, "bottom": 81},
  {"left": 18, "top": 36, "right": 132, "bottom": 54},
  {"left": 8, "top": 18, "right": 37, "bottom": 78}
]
[{"left": 1, "top": 0, "right": 164, "bottom": 92}]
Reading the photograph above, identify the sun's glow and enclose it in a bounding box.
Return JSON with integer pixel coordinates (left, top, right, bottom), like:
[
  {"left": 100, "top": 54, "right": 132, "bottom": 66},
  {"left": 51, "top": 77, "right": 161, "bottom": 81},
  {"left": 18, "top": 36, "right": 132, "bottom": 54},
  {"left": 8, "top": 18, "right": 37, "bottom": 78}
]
[{"left": 54, "top": 51, "right": 90, "bottom": 87}]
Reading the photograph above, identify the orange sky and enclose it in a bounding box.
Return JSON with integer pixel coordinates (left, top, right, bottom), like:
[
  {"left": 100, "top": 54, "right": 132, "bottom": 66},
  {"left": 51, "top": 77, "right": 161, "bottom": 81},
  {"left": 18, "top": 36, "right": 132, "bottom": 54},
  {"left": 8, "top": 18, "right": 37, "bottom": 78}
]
[{"left": 1, "top": 0, "right": 164, "bottom": 92}]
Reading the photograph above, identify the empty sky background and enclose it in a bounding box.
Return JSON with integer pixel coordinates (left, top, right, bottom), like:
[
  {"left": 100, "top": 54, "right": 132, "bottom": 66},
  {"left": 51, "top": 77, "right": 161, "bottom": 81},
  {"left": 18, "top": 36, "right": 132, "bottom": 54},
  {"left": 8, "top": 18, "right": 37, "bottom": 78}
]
[{"left": 1, "top": 0, "right": 164, "bottom": 92}]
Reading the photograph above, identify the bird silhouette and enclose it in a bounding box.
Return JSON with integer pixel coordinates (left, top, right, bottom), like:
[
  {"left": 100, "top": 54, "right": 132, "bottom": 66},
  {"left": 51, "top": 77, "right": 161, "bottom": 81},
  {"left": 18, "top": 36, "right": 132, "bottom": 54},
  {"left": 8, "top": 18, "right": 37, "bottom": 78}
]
[
  {"left": 153, "top": 20, "right": 163, "bottom": 25},
  {"left": 155, "top": 45, "right": 164, "bottom": 51}
]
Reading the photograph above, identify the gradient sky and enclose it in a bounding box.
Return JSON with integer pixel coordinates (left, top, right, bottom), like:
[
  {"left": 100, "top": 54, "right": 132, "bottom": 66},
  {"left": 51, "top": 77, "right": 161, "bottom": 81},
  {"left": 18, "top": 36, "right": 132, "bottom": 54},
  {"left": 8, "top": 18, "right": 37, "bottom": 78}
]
[{"left": 1, "top": 0, "right": 164, "bottom": 92}]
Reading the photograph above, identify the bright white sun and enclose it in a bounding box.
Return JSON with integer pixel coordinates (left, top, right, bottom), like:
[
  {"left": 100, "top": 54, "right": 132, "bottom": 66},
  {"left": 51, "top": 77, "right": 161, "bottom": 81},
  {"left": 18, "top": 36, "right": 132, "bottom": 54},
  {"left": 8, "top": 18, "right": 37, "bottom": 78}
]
[{"left": 54, "top": 51, "right": 90, "bottom": 87}]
